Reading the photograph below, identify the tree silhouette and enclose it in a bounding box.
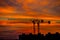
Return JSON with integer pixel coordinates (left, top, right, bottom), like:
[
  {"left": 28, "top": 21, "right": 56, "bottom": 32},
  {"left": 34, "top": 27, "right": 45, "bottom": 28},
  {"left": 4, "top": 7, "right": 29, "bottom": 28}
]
[
  {"left": 48, "top": 21, "right": 51, "bottom": 24},
  {"left": 37, "top": 20, "right": 40, "bottom": 34},
  {"left": 32, "top": 20, "right": 36, "bottom": 34},
  {"left": 41, "top": 20, "right": 44, "bottom": 23}
]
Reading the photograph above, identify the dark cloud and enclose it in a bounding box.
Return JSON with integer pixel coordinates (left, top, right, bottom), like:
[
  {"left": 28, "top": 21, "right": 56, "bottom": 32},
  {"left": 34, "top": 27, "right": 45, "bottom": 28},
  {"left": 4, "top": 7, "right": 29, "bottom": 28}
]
[
  {"left": 52, "top": 6, "right": 60, "bottom": 13},
  {"left": 0, "top": 0, "right": 7, "bottom": 7},
  {"left": 0, "top": 0, "right": 23, "bottom": 8},
  {"left": 0, "top": 0, "right": 16, "bottom": 7},
  {"left": 0, "top": 0, "right": 25, "bottom": 13},
  {"left": 45, "top": 0, "right": 60, "bottom": 16}
]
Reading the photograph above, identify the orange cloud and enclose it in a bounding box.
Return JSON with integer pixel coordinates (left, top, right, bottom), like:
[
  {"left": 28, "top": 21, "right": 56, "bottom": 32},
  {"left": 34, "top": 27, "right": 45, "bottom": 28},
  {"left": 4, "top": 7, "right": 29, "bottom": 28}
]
[
  {"left": 0, "top": 6, "right": 15, "bottom": 13},
  {"left": 0, "top": 0, "right": 60, "bottom": 35}
]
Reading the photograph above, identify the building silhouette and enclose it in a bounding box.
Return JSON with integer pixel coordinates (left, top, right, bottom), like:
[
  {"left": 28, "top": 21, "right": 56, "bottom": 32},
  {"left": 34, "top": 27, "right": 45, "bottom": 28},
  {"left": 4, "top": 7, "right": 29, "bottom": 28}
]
[{"left": 19, "top": 32, "right": 60, "bottom": 40}]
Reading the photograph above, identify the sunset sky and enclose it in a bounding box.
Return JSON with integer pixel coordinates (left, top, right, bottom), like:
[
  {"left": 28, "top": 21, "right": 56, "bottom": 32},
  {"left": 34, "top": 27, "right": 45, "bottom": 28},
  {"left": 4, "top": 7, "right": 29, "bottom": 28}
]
[{"left": 0, "top": 0, "right": 60, "bottom": 39}]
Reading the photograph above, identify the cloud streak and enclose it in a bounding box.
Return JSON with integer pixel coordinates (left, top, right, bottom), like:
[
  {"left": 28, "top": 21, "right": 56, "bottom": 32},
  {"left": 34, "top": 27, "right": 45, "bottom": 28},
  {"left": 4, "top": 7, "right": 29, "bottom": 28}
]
[{"left": 0, "top": 0, "right": 60, "bottom": 17}]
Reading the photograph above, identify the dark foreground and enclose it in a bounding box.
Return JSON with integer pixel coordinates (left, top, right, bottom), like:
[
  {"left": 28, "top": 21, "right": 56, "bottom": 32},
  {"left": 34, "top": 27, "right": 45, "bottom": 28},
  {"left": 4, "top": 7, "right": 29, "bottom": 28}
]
[
  {"left": 0, "top": 39, "right": 18, "bottom": 40},
  {"left": 19, "top": 32, "right": 60, "bottom": 40}
]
